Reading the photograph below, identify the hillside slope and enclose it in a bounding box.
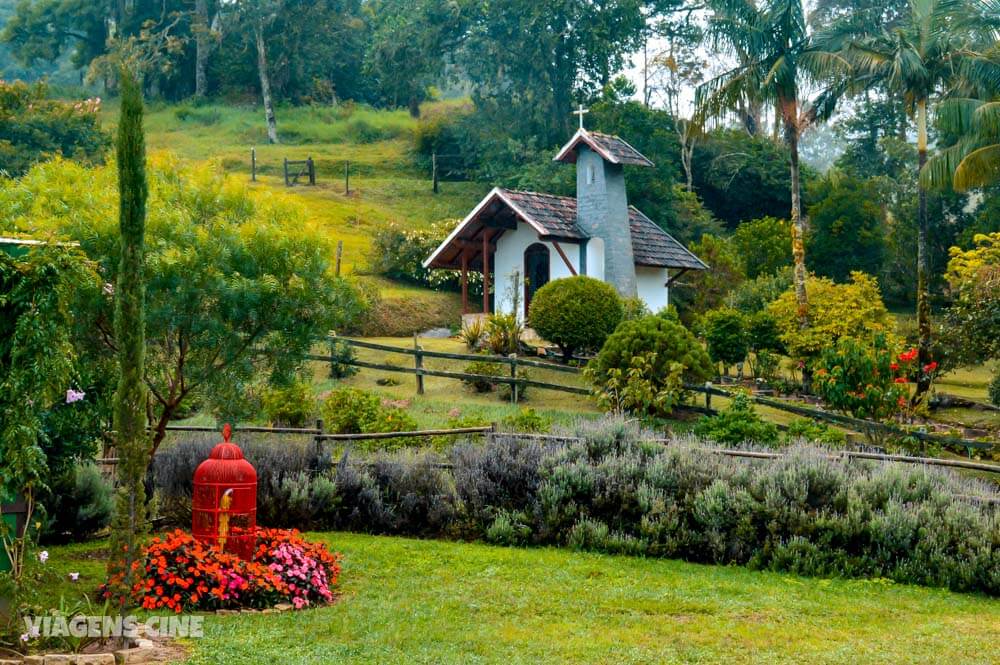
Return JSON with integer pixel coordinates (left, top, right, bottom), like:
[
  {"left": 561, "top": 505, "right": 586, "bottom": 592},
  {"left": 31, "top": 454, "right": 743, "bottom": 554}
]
[{"left": 123, "top": 101, "right": 489, "bottom": 332}]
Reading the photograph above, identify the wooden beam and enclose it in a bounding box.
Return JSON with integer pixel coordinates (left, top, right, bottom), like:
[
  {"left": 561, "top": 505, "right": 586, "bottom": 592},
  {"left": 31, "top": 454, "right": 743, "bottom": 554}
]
[
  {"left": 666, "top": 268, "right": 689, "bottom": 286},
  {"left": 551, "top": 241, "right": 577, "bottom": 276},
  {"left": 461, "top": 250, "right": 469, "bottom": 314},
  {"left": 482, "top": 229, "right": 492, "bottom": 314}
]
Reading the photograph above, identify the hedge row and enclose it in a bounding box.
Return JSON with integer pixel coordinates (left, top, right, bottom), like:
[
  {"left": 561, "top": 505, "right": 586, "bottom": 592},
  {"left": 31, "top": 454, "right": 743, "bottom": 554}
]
[{"left": 151, "top": 419, "right": 1000, "bottom": 595}]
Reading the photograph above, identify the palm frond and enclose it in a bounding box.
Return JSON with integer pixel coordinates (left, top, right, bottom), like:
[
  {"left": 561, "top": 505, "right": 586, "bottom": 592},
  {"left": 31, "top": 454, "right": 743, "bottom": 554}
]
[{"left": 953, "top": 144, "right": 1000, "bottom": 190}]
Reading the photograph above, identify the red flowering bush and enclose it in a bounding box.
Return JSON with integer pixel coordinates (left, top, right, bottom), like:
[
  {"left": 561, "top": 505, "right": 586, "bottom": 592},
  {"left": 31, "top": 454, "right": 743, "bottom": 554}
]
[
  {"left": 101, "top": 529, "right": 340, "bottom": 612},
  {"left": 813, "top": 334, "right": 910, "bottom": 422}
]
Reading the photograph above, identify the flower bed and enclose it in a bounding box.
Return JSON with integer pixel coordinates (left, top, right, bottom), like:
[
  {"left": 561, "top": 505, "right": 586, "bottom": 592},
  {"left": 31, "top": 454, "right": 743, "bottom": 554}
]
[{"left": 102, "top": 529, "right": 340, "bottom": 612}]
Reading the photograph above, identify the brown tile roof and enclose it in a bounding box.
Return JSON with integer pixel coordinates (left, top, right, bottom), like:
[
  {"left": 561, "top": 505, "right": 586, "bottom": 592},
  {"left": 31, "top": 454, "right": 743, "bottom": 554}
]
[
  {"left": 553, "top": 129, "right": 655, "bottom": 167},
  {"left": 501, "top": 189, "right": 707, "bottom": 270}
]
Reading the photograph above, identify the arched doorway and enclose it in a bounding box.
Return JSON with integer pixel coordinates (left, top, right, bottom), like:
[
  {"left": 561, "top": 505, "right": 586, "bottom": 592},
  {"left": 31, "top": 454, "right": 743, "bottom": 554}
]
[{"left": 524, "top": 243, "right": 550, "bottom": 316}]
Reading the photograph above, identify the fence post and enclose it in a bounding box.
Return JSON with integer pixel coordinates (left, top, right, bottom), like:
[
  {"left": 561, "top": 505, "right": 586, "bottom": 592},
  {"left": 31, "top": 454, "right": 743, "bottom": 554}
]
[
  {"left": 705, "top": 381, "right": 712, "bottom": 412},
  {"left": 314, "top": 418, "right": 324, "bottom": 462},
  {"left": 308, "top": 156, "right": 315, "bottom": 185},
  {"left": 414, "top": 334, "right": 424, "bottom": 395},
  {"left": 335, "top": 240, "right": 343, "bottom": 278},
  {"left": 283, "top": 158, "right": 289, "bottom": 186},
  {"left": 432, "top": 152, "right": 439, "bottom": 193},
  {"left": 251, "top": 147, "right": 256, "bottom": 182},
  {"left": 344, "top": 160, "right": 350, "bottom": 194},
  {"left": 509, "top": 353, "right": 518, "bottom": 404}
]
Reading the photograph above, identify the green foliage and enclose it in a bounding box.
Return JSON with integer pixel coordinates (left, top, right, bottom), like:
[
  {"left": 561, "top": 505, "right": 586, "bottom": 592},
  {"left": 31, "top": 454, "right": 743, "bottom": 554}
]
[
  {"left": 261, "top": 381, "right": 316, "bottom": 428},
  {"left": 693, "top": 392, "right": 780, "bottom": 445},
  {"left": 806, "top": 174, "right": 887, "bottom": 283},
  {"left": 0, "top": 80, "right": 107, "bottom": 177},
  {"left": 327, "top": 338, "right": 359, "bottom": 379},
  {"left": 689, "top": 130, "right": 802, "bottom": 227},
  {"left": 746, "top": 311, "right": 784, "bottom": 354},
  {"left": 989, "top": 370, "right": 1000, "bottom": 408},
  {"left": 108, "top": 69, "right": 148, "bottom": 601},
  {"left": 484, "top": 313, "right": 523, "bottom": 356},
  {"left": 462, "top": 360, "right": 505, "bottom": 393},
  {"left": 767, "top": 272, "right": 895, "bottom": 361},
  {"left": 726, "top": 267, "right": 793, "bottom": 314},
  {"left": 41, "top": 463, "right": 113, "bottom": 543},
  {"left": 813, "top": 335, "right": 907, "bottom": 422},
  {"left": 528, "top": 276, "right": 624, "bottom": 359},
  {"left": 589, "top": 315, "right": 714, "bottom": 393},
  {"left": 784, "top": 418, "right": 847, "bottom": 446},
  {"left": 586, "top": 352, "right": 686, "bottom": 417},
  {"left": 500, "top": 408, "right": 550, "bottom": 433},
  {"left": 620, "top": 296, "right": 650, "bottom": 322},
  {"left": 320, "top": 387, "right": 418, "bottom": 450},
  {"left": 672, "top": 234, "right": 746, "bottom": 322},
  {"left": 702, "top": 308, "right": 748, "bottom": 370},
  {"left": 730, "top": 217, "right": 793, "bottom": 278},
  {"left": 944, "top": 232, "right": 1000, "bottom": 365},
  {"left": 458, "top": 318, "right": 486, "bottom": 351},
  {"left": 367, "top": 221, "right": 482, "bottom": 294},
  {"left": 1, "top": 155, "right": 365, "bottom": 454},
  {"left": 750, "top": 349, "right": 782, "bottom": 384}
]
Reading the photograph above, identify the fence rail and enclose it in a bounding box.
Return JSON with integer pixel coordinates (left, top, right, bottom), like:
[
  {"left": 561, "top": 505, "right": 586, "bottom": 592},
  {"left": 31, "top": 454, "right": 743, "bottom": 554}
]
[{"left": 322, "top": 336, "right": 995, "bottom": 455}]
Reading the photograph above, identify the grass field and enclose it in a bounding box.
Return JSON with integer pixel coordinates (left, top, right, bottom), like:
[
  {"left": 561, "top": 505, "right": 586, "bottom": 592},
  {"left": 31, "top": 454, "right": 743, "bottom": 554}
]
[{"left": 43, "top": 533, "right": 1000, "bottom": 664}]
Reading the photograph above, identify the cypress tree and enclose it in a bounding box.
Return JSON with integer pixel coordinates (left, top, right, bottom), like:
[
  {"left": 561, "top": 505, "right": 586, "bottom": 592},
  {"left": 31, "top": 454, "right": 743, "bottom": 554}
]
[{"left": 107, "top": 69, "right": 149, "bottom": 605}]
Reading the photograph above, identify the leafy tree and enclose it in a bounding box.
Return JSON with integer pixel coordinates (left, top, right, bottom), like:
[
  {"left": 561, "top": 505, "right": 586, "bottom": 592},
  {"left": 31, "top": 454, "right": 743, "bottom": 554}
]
[
  {"left": 698, "top": 0, "right": 850, "bottom": 333},
  {"left": 459, "top": 0, "right": 648, "bottom": 145},
  {"left": 693, "top": 391, "right": 780, "bottom": 445},
  {"left": 943, "top": 232, "right": 1000, "bottom": 365},
  {"left": 730, "top": 217, "right": 793, "bottom": 278},
  {"left": 806, "top": 174, "right": 886, "bottom": 282},
  {"left": 837, "top": 0, "right": 999, "bottom": 398},
  {"left": 767, "top": 272, "right": 895, "bottom": 363},
  {"left": 702, "top": 308, "right": 748, "bottom": 374},
  {"left": 688, "top": 130, "right": 800, "bottom": 228},
  {"left": 0, "top": 245, "right": 96, "bottom": 583},
  {"left": 0, "top": 155, "right": 364, "bottom": 454},
  {"left": 528, "top": 276, "right": 624, "bottom": 360},
  {"left": 671, "top": 234, "right": 745, "bottom": 322},
  {"left": 364, "top": 0, "right": 465, "bottom": 116},
  {"left": 107, "top": 70, "right": 148, "bottom": 606},
  {"left": 0, "top": 80, "right": 108, "bottom": 177}
]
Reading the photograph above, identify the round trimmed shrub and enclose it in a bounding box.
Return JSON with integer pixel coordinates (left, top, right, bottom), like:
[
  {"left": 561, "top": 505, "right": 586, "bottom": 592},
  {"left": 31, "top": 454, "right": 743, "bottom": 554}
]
[
  {"left": 589, "top": 315, "right": 714, "bottom": 388},
  {"left": 529, "top": 275, "right": 625, "bottom": 360},
  {"left": 528, "top": 276, "right": 624, "bottom": 359}
]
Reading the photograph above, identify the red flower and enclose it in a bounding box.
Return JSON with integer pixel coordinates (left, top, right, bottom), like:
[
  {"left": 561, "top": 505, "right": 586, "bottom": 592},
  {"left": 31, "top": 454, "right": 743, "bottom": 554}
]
[
  {"left": 890, "top": 362, "right": 899, "bottom": 371},
  {"left": 923, "top": 361, "right": 938, "bottom": 373},
  {"left": 894, "top": 377, "right": 908, "bottom": 384}
]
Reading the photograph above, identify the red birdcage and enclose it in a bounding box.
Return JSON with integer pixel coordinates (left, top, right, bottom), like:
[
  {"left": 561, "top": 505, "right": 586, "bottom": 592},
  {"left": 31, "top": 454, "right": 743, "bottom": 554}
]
[{"left": 192, "top": 424, "right": 257, "bottom": 560}]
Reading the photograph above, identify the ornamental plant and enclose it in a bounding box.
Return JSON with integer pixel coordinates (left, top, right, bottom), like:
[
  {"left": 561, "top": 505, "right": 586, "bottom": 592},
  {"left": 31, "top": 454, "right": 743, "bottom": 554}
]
[
  {"left": 102, "top": 529, "right": 340, "bottom": 612},
  {"left": 702, "top": 308, "right": 748, "bottom": 375},
  {"left": 813, "top": 334, "right": 909, "bottom": 423},
  {"left": 528, "top": 276, "right": 624, "bottom": 360}
]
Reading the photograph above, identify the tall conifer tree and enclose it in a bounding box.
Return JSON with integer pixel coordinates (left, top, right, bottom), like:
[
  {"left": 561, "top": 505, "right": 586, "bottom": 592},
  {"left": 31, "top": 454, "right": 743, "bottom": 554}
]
[{"left": 107, "top": 69, "right": 149, "bottom": 605}]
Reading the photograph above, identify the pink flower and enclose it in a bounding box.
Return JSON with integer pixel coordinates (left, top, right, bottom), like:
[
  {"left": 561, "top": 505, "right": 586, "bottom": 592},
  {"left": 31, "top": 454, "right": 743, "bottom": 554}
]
[
  {"left": 38, "top": 550, "right": 49, "bottom": 563},
  {"left": 65, "top": 389, "right": 85, "bottom": 404},
  {"left": 69, "top": 572, "right": 80, "bottom": 581}
]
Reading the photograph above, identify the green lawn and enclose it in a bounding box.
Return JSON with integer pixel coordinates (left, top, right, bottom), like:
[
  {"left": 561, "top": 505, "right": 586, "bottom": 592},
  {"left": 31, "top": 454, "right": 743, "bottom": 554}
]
[{"left": 43, "top": 533, "right": 1000, "bottom": 664}]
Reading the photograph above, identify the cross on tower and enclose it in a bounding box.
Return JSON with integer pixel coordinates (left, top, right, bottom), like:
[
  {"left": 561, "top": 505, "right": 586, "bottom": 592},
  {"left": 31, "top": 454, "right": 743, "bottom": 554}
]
[{"left": 573, "top": 104, "right": 589, "bottom": 130}]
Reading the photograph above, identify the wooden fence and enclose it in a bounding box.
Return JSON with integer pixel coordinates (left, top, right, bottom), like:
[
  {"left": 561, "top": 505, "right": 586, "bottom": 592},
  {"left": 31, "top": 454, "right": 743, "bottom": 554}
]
[{"left": 319, "top": 336, "right": 995, "bottom": 457}]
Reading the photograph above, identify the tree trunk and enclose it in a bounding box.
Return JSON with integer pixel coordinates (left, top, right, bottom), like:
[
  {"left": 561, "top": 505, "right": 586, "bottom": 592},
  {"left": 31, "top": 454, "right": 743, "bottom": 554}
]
[
  {"left": 785, "top": 103, "right": 809, "bottom": 333},
  {"left": 915, "top": 99, "right": 932, "bottom": 399},
  {"left": 255, "top": 21, "right": 279, "bottom": 144},
  {"left": 194, "top": 0, "right": 209, "bottom": 98},
  {"left": 408, "top": 95, "right": 421, "bottom": 118}
]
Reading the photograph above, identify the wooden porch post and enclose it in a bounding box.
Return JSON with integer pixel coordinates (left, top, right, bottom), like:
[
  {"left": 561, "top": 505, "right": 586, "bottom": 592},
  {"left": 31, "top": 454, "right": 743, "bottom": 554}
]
[
  {"left": 482, "top": 231, "right": 491, "bottom": 314},
  {"left": 461, "top": 250, "right": 469, "bottom": 314}
]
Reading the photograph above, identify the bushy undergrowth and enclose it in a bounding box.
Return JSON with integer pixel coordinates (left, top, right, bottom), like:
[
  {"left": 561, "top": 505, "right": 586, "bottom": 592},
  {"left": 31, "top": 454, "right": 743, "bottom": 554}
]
[{"left": 151, "top": 417, "right": 999, "bottom": 595}]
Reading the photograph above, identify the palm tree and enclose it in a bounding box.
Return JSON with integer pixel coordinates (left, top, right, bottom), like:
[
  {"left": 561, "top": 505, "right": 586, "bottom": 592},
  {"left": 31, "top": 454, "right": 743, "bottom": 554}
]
[
  {"left": 924, "top": 95, "right": 1000, "bottom": 190},
  {"left": 696, "top": 0, "right": 849, "bottom": 335},
  {"left": 836, "top": 0, "right": 998, "bottom": 398}
]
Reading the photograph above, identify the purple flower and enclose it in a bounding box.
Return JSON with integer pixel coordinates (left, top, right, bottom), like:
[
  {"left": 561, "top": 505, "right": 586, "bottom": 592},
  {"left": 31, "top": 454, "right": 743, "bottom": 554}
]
[
  {"left": 65, "top": 389, "right": 86, "bottom": 404},
  {"left": 38, "top": 550, "right": 49, "bottom": 564},
  {"left": 69, "top": 572, "right": 80, "bottom": 581}
]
